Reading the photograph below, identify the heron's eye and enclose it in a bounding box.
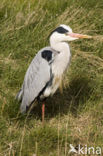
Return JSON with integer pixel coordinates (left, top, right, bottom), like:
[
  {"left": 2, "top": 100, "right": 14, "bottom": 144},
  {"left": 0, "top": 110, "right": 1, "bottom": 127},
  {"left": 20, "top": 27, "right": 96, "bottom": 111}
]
[{"left": 65, "top": 32, "right": 69, "bottom": 36}]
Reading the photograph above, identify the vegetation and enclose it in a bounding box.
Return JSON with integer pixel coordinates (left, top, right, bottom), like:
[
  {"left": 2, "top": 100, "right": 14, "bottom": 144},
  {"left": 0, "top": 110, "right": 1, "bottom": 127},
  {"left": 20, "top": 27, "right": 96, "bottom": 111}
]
[{"left": 0, "top": 0, "right": 103, "bottom": 155}]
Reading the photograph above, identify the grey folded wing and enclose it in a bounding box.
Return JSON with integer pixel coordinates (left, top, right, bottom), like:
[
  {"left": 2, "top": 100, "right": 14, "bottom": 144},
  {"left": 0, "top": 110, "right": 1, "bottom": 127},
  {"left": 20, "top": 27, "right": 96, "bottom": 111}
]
[{"left": 20, "top": 49, "right": 51, "bottom": 113}]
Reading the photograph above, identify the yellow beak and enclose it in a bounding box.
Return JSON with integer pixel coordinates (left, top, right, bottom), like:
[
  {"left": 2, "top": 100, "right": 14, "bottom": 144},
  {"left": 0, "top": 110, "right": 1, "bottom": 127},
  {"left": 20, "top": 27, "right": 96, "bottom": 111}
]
[{"left": 68, "top": 33, "right": 92, "bottom": 39}]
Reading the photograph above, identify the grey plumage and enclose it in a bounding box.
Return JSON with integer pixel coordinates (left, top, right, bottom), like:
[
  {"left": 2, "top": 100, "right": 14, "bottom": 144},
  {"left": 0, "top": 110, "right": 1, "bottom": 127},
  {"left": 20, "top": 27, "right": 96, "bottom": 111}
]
[{"left": 16, "top": 47, "right": 59, "bottom": 113}]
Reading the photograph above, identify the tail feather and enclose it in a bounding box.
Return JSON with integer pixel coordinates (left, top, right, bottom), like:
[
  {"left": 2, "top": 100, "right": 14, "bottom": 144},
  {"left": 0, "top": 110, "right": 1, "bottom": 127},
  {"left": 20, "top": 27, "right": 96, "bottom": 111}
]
[{"left": 16, "top": 89, "right": 23, "bottom": 102}]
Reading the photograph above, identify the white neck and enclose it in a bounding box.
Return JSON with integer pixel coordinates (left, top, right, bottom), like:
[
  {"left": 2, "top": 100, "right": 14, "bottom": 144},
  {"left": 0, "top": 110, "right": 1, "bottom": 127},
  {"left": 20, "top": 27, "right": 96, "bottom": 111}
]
[{"left": 50, "top": 39, "right": 71, "bottom": 76}]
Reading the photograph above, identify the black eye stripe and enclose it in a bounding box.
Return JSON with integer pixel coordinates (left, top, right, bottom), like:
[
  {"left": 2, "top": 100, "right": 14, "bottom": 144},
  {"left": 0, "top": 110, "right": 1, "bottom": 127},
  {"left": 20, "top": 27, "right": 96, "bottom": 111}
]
[{"left": 50, "top": 26, "right": 68, "bottom": 35}]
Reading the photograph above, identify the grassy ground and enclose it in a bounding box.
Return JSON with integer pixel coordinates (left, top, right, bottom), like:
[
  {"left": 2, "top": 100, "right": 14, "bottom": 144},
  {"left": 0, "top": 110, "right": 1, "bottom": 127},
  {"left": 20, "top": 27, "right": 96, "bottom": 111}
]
[{"left": 0, "top": 0, "right": 103, "bottom": 155}]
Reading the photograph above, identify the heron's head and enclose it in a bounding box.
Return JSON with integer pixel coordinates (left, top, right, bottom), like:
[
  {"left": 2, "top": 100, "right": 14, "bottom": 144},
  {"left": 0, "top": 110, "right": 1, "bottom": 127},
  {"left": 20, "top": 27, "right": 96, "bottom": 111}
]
[{"left": 50, "top": 24, "right": 92, "bottom": 43}]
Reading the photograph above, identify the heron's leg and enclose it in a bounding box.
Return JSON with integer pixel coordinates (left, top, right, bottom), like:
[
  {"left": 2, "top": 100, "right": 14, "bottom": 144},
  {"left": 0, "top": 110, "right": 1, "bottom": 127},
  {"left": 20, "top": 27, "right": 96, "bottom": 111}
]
[{"left": 42, "top": 102, "right": 45, "bottom": 125}]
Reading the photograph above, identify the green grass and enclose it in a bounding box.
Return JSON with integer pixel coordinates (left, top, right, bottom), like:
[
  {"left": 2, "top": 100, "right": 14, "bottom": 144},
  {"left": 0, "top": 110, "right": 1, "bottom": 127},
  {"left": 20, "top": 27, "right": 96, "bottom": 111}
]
[{"left": 0, "top": 0, "right": 103, "bottom": 155}]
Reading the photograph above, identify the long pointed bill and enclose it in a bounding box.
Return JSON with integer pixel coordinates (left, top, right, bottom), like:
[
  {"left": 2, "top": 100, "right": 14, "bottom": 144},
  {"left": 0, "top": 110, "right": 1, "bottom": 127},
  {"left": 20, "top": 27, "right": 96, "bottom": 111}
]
[{"left": 69, "top": 33, "right": 92, "bottom": 39}]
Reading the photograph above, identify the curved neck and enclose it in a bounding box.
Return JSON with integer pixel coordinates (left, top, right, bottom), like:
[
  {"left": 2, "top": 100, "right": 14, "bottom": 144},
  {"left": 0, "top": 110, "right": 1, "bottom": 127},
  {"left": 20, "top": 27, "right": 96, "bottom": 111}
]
[
  {"left": 50, "top": 39, "right": 70, "bottom": 53},
  {"left": 50, "top": 39, "right": 71, "bottom": 76}
]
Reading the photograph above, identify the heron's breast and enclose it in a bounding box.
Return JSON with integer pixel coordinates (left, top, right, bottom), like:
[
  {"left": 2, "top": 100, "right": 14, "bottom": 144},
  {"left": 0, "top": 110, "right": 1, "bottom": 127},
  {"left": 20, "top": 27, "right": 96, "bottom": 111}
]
[
  {"left": 43, "top": 75, "right": 63, "bottom": 97},
  {"left": 51, "top": 75, "right": 63, "bottom": 94},
  {"left": 52, "top": 52, "right": 71, "bottom": 77}
]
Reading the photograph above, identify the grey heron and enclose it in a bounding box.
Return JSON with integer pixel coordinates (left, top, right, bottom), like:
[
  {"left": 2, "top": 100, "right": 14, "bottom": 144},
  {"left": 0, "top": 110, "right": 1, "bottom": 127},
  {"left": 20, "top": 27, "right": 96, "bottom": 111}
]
[{"left": 16, "top": 24, "right": 91, "bottom": 123}]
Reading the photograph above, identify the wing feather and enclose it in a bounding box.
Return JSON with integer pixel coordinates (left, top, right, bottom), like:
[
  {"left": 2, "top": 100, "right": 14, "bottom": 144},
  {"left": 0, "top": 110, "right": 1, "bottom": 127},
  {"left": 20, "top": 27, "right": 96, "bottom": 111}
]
[{"left": 20, "top": 47, "right": 51, "bottom": 113}]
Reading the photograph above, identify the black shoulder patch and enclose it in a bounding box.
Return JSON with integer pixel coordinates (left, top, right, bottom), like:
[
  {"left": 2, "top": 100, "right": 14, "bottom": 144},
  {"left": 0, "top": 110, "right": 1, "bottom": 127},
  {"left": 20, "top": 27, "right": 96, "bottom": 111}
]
[
  {"left": 51, "top": 26, "right": 68, "bottom": 35},
  {"left": 41, "top": 50, "right": 52, "bottom": 62}
]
